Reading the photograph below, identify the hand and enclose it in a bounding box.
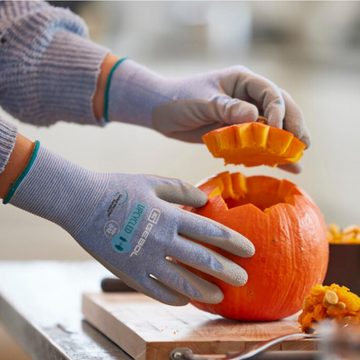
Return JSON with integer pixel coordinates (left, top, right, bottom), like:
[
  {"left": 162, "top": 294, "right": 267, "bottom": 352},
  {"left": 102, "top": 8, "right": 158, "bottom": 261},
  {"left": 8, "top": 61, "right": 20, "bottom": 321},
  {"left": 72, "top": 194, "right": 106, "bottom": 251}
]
[
  {"left": 106, "top": 60, "right": 310, "bottom": 147},
  {"left": 8, "top": 144, "right": 255, "bottom": 305}
]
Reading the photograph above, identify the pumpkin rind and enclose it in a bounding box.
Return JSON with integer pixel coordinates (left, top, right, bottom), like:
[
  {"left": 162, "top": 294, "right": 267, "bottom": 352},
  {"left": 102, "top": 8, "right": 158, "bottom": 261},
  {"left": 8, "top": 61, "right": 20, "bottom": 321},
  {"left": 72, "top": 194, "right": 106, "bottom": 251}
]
[
  {"left": 202, "top": 122, "right": 306, "bottom": 167},
  {"left": 188, "top": 172, "right": 329, "bottom": 321}
]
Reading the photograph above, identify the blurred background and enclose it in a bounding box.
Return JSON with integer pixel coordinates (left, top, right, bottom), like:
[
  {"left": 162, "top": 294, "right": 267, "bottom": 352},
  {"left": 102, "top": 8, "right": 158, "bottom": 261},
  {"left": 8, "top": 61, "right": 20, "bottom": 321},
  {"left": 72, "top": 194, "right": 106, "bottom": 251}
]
[
  {"left": 1, "top": 1, "right": 360, "bottom": 357},
  {"left": 2, "top": 0, "right": 359, "bottom": 261}
]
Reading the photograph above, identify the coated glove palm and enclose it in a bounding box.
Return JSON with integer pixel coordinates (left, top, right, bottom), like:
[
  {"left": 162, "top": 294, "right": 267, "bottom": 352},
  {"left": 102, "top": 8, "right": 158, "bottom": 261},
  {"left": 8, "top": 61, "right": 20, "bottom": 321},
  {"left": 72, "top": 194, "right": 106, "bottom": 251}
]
[{"left": 9, "top": 146, "right": 255, "bottom": 305}]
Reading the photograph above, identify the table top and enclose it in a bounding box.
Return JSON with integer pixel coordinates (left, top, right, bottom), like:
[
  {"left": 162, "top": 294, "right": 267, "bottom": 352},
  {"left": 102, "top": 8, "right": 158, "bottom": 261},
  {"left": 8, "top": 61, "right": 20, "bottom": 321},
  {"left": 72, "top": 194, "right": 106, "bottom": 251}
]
[{"left": 0, "top": 261, "right": 132, "bottom": 360}]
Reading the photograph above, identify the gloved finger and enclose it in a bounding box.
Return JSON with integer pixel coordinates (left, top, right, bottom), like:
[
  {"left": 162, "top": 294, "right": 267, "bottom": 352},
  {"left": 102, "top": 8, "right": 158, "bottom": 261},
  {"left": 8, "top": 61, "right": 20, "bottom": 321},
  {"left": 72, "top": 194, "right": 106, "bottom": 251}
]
[
  {"left": 230, "top": 71, "right": 286, "bottom": 128},
  {"left": 150, "top": 177, "right": 207, "bottom": 208},
  {"left": 154, "top": 96, "right": 257, "bottom": 144},
  {"left": 152, "top": 260, "right": 224, "bottom": 304},
  {"left": 281, "top": 90, "right": 311, "bottom": 148},
  {"left": 95, "top": 255, "right": 189, "bottom": 306},
  {"left": 277, "top": 162, "right": 302, "bottom": 174},
  {"left": 299, "top": 130, "right": 311, "bottom": 149},
  {"left": 168, "top": 123, "right": 224, "bottom": 143},
  {"left": 210, "top": 95, "right": 259, "bottom": 125},
  {"left": 178, "top": 210, "right": 255, "bottom": 258},
  {"left": 153, "top": 95, "right": 258, "bottom": 134},
  {"left": 264, "top": 95, "right": 286, "bottom": 129},
  {"left": 169, "top": 235, "right": 248, "bottom": 287},
  {"left": 141, "top": 275, "right": 190, "bottom": 306}
]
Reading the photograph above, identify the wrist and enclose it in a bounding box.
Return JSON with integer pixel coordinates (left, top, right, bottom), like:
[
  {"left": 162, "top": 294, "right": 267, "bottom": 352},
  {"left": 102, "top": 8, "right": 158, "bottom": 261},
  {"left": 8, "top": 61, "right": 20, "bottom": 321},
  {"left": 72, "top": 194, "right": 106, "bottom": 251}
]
[
  {"left": 0, "top": 134, "right": 36, "bottom": 200},
  {"left": 8, "top": 145, "right": 109, "bottom": 237},
  {"left": 106, "top": 59, "right": 169, "bottom": 128},
  {"left": 93, "top": 53, "right": 120, "bottom": 121}
]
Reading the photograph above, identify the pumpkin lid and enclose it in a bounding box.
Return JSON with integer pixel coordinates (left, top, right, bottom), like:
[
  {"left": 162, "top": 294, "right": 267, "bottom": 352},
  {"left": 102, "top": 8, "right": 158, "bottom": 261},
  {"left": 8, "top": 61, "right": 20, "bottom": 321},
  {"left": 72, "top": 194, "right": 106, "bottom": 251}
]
[{"left": 202, "top": 119, "right": 306, "bottom": 167}]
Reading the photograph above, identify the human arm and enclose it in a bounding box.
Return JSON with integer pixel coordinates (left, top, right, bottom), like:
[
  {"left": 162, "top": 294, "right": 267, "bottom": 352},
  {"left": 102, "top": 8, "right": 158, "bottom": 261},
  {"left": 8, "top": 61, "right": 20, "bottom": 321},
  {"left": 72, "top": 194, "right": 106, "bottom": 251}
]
[
  {"left": 0, "top": 0, "right": 109, "bottom": 126},
  {"left": 0, "top": 136, "right": 255, "bottom": 305},
  {"left": 0, "top": 130, "right": 34, "bottom": 199},
  {"left": 0, "top": 0, "right": 309, "bottom": 150},
  {"left": 105, "top": 60, "right": 311, "bottom": 148}
]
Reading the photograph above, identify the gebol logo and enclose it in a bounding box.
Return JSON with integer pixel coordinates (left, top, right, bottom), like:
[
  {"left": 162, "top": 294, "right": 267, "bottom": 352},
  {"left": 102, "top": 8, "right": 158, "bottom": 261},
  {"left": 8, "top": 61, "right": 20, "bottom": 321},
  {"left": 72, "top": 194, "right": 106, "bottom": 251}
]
[
  {"left": 112, "top": 203, "right": 146, "bottom": 253},
  {"left": 130, "top": 208, "right": 161, "bottom": 257}
]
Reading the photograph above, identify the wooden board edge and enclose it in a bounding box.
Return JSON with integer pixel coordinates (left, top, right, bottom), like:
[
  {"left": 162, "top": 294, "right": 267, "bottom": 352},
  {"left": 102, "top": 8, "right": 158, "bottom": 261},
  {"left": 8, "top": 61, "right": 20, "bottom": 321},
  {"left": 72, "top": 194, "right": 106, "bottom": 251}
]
[
  {"left": 146, "top": 339, "right": 318, "bottom": 359},
  {"left": 82, "top": 293, "right": 147, "bottom": 360}
]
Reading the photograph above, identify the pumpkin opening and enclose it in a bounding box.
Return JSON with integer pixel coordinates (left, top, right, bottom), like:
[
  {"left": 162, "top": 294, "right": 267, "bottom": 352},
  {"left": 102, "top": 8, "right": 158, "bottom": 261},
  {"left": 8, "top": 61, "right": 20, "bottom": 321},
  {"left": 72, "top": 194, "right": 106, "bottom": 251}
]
[
  {"left": 224, "top": 192, "right": 286, "bottom": 211},
  {"left": 204, "top": 171, "right": 299, "bottom": 212}
]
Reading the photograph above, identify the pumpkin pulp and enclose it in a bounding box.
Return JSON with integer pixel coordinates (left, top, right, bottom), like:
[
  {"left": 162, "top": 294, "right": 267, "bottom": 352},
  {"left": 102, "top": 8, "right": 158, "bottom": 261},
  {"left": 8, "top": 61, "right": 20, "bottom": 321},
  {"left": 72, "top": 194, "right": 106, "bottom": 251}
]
[{"left": 203, "top": 171, "right": 300, "bottom": 211}]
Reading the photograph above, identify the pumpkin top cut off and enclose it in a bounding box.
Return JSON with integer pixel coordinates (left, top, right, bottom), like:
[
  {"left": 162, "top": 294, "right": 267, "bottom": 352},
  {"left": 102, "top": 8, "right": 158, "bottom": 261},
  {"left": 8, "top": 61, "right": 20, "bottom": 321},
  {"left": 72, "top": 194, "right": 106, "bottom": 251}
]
[{"left": 202, "top": 121, "right": 306, "bottom": 167}]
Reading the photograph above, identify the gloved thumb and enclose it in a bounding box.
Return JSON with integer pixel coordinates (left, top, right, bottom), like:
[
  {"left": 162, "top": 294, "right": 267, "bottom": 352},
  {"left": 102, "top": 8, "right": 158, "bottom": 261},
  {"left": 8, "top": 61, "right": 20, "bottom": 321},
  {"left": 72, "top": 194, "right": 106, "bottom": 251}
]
[
  {"left": 210, "top": 95, "right": 259, "bottom": 125},
  {"left": 150, "top": 177, "right": 208, "bottom": 208}
]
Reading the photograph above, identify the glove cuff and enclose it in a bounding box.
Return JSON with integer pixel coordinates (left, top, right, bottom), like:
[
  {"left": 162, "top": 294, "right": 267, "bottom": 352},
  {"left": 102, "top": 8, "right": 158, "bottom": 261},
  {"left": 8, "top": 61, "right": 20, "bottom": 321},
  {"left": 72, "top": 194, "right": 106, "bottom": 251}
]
[
  {"left": 9, "top": 145, "right": 109, "bottom": 237},
  {"left": 104, "top": 57, "right": 128, "bottom": 122},
  {"left": 3, "top": 141, "right": 40, "bottom": 204},
  {"left": 105, "top": 59, "right": 169, "bottom": 128}
]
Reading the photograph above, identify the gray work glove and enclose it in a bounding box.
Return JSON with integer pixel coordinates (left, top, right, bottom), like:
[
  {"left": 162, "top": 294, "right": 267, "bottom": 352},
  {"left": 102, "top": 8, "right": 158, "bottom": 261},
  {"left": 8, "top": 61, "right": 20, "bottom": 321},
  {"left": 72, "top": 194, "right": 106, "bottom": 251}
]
[
  {"left": 107, "top": 59, "right": 310, "bottom": 147},
  {"left": 8, "top": 144, "right": 255, "bottom": 305}
]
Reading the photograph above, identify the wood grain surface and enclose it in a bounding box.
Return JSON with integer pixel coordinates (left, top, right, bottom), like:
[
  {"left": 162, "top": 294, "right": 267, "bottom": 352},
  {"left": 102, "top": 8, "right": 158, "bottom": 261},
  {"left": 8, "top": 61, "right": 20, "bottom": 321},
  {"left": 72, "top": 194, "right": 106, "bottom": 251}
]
[
  {"left": 0, "top": 261, "right": 132, "bottom": 360},
  {"left": 82, "top": 293, "right": 317, "bottom": 360}
]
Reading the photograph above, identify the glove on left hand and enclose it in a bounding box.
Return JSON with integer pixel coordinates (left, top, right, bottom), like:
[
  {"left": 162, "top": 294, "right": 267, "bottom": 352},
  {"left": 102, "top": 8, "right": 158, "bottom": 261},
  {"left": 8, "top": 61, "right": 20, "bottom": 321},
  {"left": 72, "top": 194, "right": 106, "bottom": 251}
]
[{"left": 8, "top": 144, "right": 254, "bottom": 306}]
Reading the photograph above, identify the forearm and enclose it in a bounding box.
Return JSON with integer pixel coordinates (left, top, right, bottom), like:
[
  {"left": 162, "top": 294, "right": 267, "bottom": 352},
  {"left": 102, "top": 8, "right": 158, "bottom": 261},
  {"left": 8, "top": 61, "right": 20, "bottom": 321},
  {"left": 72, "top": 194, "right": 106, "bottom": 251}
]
[
  {"left": 0, "top": 0, "right": 109, "bottom": 126},
  {"left": 0, "top": 133, "right": 34, "bottom": 200},
  {"left": 93, "top": 54, "right": 119, "bottom": 121}
]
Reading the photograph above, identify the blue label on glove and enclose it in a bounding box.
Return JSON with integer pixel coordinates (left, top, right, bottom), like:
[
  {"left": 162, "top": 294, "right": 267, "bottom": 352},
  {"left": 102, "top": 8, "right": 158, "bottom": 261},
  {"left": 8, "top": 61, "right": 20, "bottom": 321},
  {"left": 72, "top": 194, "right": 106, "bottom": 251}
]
[{"left": 112, "top": 202, "right": 147, "bottom": 253}]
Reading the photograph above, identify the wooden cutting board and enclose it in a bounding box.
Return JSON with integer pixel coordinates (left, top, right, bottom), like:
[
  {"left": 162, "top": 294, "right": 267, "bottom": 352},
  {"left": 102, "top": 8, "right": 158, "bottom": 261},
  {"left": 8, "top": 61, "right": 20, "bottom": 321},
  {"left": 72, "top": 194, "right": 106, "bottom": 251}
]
[{"left": 82, "top": 293, "right": 317, "bottom": 360}]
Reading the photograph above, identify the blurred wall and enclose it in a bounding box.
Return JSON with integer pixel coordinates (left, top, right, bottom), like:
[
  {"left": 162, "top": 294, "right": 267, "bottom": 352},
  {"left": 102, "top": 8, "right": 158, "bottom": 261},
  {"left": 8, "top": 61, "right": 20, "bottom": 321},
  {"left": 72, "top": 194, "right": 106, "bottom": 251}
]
[{"left": 0, "top": 1, "right": 359, "bottom": 261}]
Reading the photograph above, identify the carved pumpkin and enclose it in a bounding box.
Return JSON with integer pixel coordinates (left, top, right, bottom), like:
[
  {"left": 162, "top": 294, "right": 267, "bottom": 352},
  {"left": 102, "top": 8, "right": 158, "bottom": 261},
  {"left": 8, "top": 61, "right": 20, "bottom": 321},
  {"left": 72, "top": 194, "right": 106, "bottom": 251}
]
[
  {"left": 187, "top": 171, "right": 329, "bottom": 321},
  {"left": 202, "top": 122, "right": 306, "bottom": 167}
]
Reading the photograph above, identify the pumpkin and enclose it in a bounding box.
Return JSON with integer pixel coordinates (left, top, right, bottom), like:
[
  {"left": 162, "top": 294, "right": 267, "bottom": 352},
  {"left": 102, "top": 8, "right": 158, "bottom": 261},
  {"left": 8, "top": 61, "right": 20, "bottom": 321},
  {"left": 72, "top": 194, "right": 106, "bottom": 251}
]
[
  {"left": 187, "top": 171, "right": 329, "bottom": 321},
  {"left": 202, "top": 122, "right": 306, "bottom": 167},
  {"left": 298, "top": 284, "right": 360, "bottom": 332}
]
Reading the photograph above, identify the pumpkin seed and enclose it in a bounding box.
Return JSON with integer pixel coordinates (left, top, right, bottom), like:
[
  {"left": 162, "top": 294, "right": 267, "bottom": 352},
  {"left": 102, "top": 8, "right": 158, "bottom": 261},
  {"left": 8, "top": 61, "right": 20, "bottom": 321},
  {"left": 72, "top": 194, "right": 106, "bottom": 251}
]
[{"left": 323, "top": 290, "right": 339, "bottom": 306}]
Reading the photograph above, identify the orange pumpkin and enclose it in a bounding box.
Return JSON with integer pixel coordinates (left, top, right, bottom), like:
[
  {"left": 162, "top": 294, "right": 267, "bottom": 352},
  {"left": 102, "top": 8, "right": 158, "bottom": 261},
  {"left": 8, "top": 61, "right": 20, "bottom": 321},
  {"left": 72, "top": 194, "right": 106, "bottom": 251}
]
[
  {"left": 202, "top": 122, "right": 306, "bottom": 167},
  {"left": 187, "top": 171, "right": 329, "bottom": 321}
]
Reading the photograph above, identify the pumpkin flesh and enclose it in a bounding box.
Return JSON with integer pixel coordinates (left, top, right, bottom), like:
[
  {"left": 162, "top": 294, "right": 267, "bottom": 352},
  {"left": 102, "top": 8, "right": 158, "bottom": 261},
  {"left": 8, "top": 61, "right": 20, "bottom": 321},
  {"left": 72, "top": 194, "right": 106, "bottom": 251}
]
[
  {"left": 202, "top": 122, "right": 306, "bottom": 167},
  {"left": 299, "top": 284, "right": 360, "bottom": 332},
  {"left": 188, "top": 172, "right": 329, "bottom": 321}
]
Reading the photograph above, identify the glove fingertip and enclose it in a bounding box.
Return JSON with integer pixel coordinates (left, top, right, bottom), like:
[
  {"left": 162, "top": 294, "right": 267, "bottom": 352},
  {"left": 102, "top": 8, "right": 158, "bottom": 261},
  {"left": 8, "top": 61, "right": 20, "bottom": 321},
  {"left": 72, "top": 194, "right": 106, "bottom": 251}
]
[
  {"left": 277, "top": 163, "right": 302, "bottom": 174},
  {"left": 241, "top": 240, "right": 256, "bottom": 258},
  {"left": 267, "top": 112, "right": 283, "bottom": 129},
  {"left": 202, "top": 286, "right": 224, "bottom": 304},
  {"left": 226, "top": 101, "right": 259, "bottom": 125},
  {"left": 211, "top": 288, "right": 224, "bottom": 304},
  {"left": 190, "top": 189, "right": 208, "bottom": 208},
  {"left": 169, "top": 297, "right": 190, "bottom": 306},
  {"left": 228, "top": 265, "right": 248, "bottom": 286},
  {"left": 228, "top": 232, "right": 255, "bottom": 258},
  {"left": 300, "top": 133, "right": 311, "bottom": 149},
  {"left": 240, "top": 102, "right": 259, "bottom": 122}
]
